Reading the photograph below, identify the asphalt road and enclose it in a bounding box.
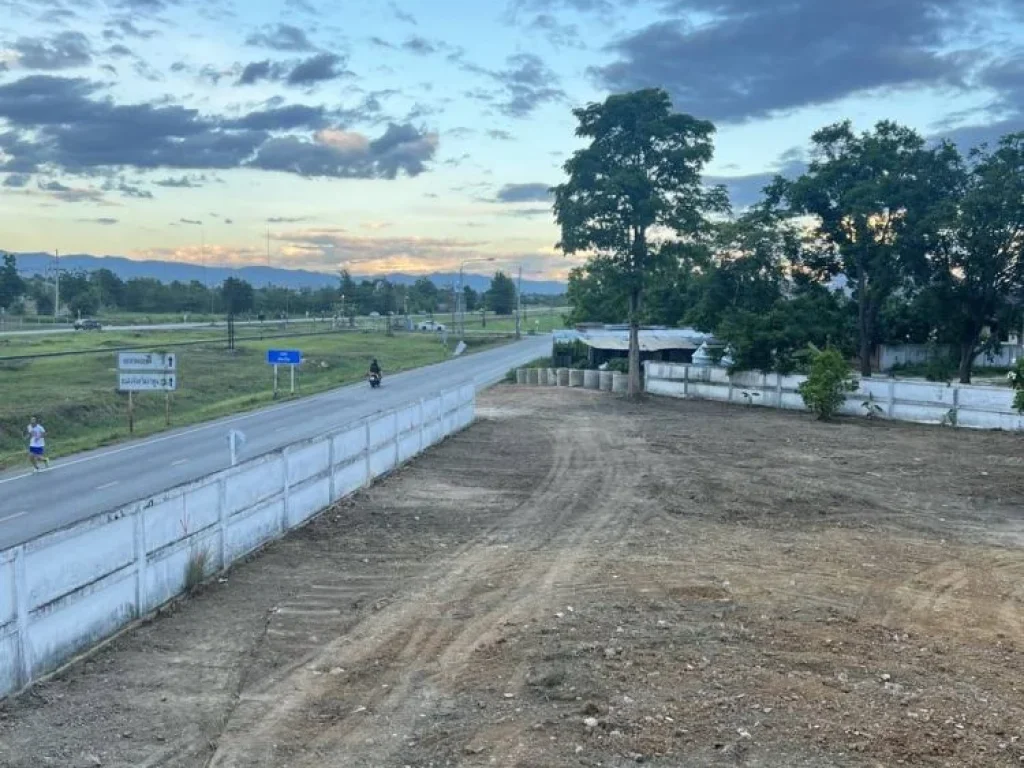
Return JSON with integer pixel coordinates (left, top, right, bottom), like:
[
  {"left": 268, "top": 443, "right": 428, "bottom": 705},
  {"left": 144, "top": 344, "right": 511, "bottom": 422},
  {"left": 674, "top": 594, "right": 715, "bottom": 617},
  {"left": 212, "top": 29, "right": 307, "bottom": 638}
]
[{"left": 0, "top": 335, "right": 550, "bottom": 550}]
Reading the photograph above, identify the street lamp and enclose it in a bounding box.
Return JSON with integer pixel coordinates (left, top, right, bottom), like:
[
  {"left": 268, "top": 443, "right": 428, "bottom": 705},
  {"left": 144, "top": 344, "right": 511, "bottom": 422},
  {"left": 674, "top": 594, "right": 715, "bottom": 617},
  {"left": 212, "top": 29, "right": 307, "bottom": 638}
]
[{"left": 458, "top": 257, "right": 495, "bottom": 339}]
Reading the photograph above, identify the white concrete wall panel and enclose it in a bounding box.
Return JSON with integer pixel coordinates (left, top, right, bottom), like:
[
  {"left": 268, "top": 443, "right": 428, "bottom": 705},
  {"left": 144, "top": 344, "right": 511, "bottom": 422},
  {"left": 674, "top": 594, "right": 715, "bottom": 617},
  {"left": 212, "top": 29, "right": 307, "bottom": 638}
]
[
  {"left": 287, "top": 441, "right": 330, "bottom": 487},
  {"left": 331, "top": 425, "right": 367, "bottom": 465},
  {"left": 224, "top": 499, "right": 284, "bottom": 561},
  {"left": 288, "top": 478, "right": 332, "bottom": 528},
  {"left": 224, "top": 457, "right": 285, "bottom": 517}
]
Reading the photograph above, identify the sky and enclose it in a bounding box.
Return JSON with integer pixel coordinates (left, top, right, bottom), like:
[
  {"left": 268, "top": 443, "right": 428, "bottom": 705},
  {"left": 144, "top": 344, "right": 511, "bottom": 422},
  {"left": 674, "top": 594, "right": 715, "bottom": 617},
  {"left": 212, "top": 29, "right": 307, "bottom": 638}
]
[{"left": 2, "top": 0, "right": 1024, "bottom": 280}]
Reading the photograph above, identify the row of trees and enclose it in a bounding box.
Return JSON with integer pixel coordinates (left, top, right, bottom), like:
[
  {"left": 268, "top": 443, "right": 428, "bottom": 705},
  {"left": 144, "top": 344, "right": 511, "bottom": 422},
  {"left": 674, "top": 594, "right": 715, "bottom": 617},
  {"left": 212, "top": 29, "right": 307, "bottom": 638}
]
[
  {"left": 556, "top": 89, "right": 1024, "bottom": 391},
  {"left": 0, "top": 259, "right": 530, "bottom": 319}
]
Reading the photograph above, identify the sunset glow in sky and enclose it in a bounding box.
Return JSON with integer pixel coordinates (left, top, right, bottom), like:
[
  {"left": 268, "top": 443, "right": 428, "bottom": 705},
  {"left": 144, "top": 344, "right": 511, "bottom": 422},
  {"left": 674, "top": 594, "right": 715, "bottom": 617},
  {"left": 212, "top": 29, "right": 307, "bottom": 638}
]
[{"left": 2, "top": 0, "right": 1023, "bottom": 279}]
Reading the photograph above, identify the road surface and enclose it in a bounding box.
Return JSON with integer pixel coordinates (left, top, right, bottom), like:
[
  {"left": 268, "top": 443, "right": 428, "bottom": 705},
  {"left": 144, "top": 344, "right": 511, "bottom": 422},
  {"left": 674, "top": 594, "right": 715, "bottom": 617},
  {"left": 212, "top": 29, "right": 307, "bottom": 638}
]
[{"left": 0, "top": 335, "right": 550, "bottom": 550}]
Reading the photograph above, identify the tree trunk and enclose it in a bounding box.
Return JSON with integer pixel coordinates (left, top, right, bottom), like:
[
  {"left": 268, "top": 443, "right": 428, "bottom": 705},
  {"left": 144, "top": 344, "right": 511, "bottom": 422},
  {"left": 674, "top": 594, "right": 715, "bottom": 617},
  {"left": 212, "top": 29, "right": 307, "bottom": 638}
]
[
  {"left": 857, "top": 270, "right": 872, "bottom": 378},
  {"left": 628, "top": 288, "right": 641, "bottom": 399},
  {"left": 958, "top": 338, "right": 977, "bottom": 384}
]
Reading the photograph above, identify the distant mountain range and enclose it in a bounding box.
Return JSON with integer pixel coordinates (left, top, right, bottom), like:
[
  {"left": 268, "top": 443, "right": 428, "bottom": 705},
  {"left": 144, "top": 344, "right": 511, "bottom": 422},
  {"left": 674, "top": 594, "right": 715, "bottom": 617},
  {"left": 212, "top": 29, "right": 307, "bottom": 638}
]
[{"left": 5, "top": 252, "right": 568, "bottom": 295}]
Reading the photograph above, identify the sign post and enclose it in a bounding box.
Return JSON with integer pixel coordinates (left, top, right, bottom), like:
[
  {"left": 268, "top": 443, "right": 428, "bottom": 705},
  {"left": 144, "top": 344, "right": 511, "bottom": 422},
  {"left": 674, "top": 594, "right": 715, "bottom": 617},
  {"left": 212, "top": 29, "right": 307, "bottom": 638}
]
[
  {"left": 267, "top": 349, "right": 301, "bottom": 398},
  {"left": 117, "top": 352, "right": 178, "bottom": 433}
]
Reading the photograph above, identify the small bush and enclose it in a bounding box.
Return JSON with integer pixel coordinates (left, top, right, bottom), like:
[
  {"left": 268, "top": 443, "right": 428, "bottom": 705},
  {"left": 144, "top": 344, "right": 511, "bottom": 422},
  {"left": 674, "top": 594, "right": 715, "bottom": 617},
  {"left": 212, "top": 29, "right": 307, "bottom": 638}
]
[
  {"left": 798, "top": 348, "right": 858, "bottom": 421},
  {"left": 1009, "top": 358, "right": 1024, "bottom": 413},
  {"left": 184, "top": 548, "right": 209, "bottom": 593},
  {"left": 604, "top": 357, "right": 629, "bottom": 374}
]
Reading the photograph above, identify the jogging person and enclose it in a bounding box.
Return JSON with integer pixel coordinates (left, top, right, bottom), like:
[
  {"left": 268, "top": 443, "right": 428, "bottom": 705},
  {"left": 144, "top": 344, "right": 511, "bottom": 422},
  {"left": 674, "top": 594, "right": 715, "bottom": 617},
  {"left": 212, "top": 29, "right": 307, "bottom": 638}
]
[{"left": 26, "top": 416, "right": 49, "bottom": 472}]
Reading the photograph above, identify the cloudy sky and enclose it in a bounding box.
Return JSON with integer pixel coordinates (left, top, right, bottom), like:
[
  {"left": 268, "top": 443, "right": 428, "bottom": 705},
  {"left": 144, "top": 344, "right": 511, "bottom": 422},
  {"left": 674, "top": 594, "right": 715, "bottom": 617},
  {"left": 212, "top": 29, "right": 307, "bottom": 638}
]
[{"left": 2, "top": 0, "right": 1023, "bottom": 279}]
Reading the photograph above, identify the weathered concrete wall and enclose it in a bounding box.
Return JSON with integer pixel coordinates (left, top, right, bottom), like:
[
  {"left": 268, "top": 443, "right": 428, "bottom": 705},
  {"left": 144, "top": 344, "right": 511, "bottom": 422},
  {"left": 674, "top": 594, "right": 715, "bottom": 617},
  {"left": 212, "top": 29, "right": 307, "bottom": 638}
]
[
  {"left": 0, "top": 384, "right": 475, "bottom": 700},
  {"left": 644, "top": 362, "right": 1024, "bottom": 431}
]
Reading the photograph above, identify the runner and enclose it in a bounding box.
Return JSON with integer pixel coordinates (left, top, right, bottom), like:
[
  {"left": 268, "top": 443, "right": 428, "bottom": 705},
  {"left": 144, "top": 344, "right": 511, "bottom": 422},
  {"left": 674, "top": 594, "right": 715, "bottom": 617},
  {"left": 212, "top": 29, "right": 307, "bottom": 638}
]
[{"left": 26, "top": 416, "right": 50, "bottom": 472}]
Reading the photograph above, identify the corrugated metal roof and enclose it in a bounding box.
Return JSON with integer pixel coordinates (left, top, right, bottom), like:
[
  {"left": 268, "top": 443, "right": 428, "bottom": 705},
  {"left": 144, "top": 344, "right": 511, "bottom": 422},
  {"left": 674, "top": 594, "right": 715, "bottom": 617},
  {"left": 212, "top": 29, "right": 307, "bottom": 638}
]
[{"left": 578, "top": 328, "right": 713, "bottom": 352}]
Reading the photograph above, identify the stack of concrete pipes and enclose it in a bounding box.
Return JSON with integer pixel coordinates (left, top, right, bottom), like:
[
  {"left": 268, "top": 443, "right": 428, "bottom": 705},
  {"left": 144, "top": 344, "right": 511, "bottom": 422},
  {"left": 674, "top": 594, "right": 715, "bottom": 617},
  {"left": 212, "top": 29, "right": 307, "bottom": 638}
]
[{"left": 515, "top": 367, "right": 629, "bottom": 393}]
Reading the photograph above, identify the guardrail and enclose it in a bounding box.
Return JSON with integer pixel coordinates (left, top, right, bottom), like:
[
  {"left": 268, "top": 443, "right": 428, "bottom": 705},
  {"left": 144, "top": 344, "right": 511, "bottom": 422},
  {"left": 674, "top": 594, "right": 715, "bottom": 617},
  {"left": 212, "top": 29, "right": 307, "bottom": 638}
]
[{"left": 0, "top": 383, "right": 475, "bottom": 699}]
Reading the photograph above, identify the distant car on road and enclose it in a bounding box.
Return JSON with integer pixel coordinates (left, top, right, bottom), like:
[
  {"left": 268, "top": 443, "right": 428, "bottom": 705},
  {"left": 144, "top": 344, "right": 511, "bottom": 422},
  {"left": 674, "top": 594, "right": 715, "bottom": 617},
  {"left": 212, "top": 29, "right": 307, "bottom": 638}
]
[
  {"left": 416, "top": 320, "right": 447, "bottom": 332},
  {"left": 73, "top": 318, "right": 102, "bottom": 331}
]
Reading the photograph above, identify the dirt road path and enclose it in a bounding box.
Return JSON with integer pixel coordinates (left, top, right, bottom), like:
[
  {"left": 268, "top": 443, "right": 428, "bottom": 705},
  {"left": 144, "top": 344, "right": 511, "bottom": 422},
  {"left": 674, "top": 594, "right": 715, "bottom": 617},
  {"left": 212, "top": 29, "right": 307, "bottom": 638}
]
[{"left": 2, "top": 388, "right": 1023, "bottom": 767}]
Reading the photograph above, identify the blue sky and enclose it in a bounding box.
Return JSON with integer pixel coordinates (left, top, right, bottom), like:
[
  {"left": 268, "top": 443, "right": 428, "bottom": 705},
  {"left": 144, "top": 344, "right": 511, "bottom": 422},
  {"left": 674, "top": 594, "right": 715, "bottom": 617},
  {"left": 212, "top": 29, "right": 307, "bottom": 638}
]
[{"left": 2, "top": 0, "right": 1023, "bottom": 279}]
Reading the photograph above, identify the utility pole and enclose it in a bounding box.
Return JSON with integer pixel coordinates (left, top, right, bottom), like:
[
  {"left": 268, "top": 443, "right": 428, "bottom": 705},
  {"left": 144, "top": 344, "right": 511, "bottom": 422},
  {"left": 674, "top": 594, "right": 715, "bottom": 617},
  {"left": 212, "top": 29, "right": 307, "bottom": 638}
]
[
  {"left": 54, "top": 248, "right": 60, "bottom": 321},
  {"left": 266, "top": 225, "right": 270, "bottom": 266}
]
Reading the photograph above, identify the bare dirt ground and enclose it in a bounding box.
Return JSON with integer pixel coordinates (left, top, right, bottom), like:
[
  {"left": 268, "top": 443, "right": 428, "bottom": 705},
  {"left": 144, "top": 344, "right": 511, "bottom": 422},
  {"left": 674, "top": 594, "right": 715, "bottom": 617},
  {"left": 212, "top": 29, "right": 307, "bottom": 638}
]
[{"left": 2, "top": 387, "right": 1024, "bottom": 768}]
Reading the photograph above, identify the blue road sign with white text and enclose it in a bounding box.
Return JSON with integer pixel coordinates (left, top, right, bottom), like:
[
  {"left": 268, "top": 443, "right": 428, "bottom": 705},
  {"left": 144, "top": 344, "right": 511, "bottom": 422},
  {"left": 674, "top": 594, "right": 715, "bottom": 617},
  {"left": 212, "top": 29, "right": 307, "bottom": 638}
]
[{"left": 267, "top": 349, "right": 301, "bottom": 365}]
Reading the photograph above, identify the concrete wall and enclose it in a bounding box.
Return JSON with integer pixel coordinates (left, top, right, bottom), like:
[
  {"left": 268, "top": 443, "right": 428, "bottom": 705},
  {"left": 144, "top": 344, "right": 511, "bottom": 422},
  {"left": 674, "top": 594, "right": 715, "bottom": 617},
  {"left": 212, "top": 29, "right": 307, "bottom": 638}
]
[
  {"left": 0, "top": 383, "right": 476, "bottom": 700},
  {"left": 877, "top": 343, "right": 1023, "bottom": 371},
  {"left": 645, "top": 362, "right": 1024, "bottom": 431}
]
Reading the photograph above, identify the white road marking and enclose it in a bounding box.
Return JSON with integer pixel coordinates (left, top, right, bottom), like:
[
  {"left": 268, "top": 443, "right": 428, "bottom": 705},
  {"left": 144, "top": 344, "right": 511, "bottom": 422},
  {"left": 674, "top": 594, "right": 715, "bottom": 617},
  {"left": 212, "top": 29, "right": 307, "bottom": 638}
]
[
  {"left": 171, "top": 458, "right": 188, "bottom": 466},
  {"left": 96, "top": 481, "right": 119, "bottom": 490},
  {"left": 0, "top": 512, "right": 27, "bottom": 524}
]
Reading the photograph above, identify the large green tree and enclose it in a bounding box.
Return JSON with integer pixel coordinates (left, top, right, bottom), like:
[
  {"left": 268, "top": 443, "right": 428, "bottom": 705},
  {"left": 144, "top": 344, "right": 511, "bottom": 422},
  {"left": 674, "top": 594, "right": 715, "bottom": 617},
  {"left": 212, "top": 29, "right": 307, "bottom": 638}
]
[
  {"left": 0, "top": 253, "right": 25, "bottom": 310},
  {"left": 926, "top": 134, "right": 1024, "bottom": 383},
  {"left": 553, "top": 88, "right": 728, "bottom": 396},
  {"left": 781, "top": 121, "right": 947, "bottom": 376},
  {"left": 221, "top": 277, "right": 254, "bottom": 315},
  {"left": 485, "top": 271, "right": 517, "bottom": 315}
]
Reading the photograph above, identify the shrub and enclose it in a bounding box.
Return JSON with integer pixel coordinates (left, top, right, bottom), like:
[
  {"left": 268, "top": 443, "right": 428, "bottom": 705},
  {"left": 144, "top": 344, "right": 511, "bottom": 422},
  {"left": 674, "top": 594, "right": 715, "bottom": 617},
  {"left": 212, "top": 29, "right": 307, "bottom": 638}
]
[
  {"left": 798, "top": 348, "right": 858, "bottom": 421},
  {"left": 1009, "top": 358, "right": 1024, "bottom": 413},
  {"left": 604, "top": 357, "right": 629, "bottom": 374},
  {"left": 184, "top": 548, "right": 209, "bottom": 593}
]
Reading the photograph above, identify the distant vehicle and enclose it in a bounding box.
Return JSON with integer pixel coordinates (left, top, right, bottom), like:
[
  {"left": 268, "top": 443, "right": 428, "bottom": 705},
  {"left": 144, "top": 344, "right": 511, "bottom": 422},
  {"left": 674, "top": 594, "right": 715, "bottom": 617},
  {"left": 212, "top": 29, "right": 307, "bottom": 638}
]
[
  {"left": 73, "top": 318, "right": 102, "bottom": 331},
  {"left": 416, "top": 321, "right": 447, "bottom": 332}
]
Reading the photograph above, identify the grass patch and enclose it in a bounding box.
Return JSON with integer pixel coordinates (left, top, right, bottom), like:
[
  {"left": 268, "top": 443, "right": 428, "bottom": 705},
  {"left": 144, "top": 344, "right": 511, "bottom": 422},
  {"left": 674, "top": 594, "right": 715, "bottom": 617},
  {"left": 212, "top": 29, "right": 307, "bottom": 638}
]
[
  {"left": 184, "top": 548, "right": 209, "bottom": 594},
  {"left": 0, "top": 330, "right": 503, "bottom": 469}
]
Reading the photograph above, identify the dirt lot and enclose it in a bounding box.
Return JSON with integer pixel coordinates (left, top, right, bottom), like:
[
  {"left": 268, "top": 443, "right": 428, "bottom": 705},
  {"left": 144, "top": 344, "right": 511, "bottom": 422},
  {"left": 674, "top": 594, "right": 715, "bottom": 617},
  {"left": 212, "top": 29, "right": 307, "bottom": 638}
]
[{"left": 2, "top": 387, "right": 1024, "bottom": 767}]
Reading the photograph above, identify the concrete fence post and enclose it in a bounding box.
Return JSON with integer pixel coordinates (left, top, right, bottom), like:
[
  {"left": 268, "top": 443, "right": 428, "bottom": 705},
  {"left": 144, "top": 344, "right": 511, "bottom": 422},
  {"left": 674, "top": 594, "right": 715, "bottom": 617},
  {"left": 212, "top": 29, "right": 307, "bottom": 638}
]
[
  {"left": 774, "top": 372, "right": 781, "bottom": 408},
  {"left": 583, "top": 369, "right": 600, "bottom": 389},
  {"left": 569, "top": 369, "right": 584, "bottom": 387},
  {"left": 132, "top": 507, "right": 147, "bottom": 617},
  {"left": 952, "top": 386, "right": 960, "bottom": 427},
  {"left": 599, "top": 370, "right": 613, "bottom": 391},
  {"left": 217, "top": 477, "right": 228, "bottom": 569},
  {"left": 557, "top": 368, "right": 570, "bottom": 386},
  {"left": 328, "top": 432, "right": 337, "bottom": 501},
  {"left": 393, "top": 410, "right": 400, "bottom": 466},
  {"left": 363, "top": 419, "right": 372, "bottom": 488},
  {"left": 515, "top": 368, "right": 527, "bottom": 385},
  {"left": 612, "top": 372, "right": 628, "bottom": 393},
  {"left": 527, "top": 368, "right": 540, "bottom": 385},
  {"left": 888, "top": 378, "right": 896, "bottom": 419},
  {"left": 418, "top": 397, "right": 426, "bottom": 455},
  {"left": 546, "top": 368, "right": 556, "bottom": 386},
  {"left": 13, "top": 545, "right": 30, "bottom": 688},
  {"left": 280, "top": 449, "right": 291, "bottom": 533}
]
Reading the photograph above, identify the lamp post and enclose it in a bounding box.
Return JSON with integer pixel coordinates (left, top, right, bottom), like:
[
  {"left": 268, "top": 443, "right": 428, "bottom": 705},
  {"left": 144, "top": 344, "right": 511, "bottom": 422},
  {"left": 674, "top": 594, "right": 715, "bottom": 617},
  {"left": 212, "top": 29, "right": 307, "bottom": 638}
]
[{"left": 458, "top": 257, "right": 495, "bottom": 339}]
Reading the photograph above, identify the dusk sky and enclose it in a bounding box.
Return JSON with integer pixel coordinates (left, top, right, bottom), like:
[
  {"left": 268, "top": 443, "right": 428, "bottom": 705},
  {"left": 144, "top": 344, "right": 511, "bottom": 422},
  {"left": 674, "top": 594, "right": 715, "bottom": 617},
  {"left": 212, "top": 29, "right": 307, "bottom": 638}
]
[{"left": 2, "top": 0, "right": 1023, "bottom": 279}]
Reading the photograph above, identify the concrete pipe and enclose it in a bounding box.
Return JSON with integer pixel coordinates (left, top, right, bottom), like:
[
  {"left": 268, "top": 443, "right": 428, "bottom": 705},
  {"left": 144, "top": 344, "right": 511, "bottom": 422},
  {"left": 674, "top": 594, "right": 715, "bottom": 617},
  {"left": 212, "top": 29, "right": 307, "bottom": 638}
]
[
  {"left": 569, "top": 369, "right": 585, "bottom": 388},
  {"left": 583, "top": 370, "right": 600, "bottom": 389},
  {"left": 527, "top": 368, "right": 540, "bottom": 385},
  {"left": 557, "top": 368, "right": 570, "bottom": 386},
  {"left": 516, "top": 368, "right": 527, "bottom": 385},
  {"left": 599, "top": 371, "right": 614, "bottom": 391},
  {"left": 537, "top": 368, "right": 549, "bottom": 386},
  {"left": 547, "top": 368, "right": 558, "bottom": 386},
  {"left": 612, "top": 372, "right": 629, "bottom": 393}
]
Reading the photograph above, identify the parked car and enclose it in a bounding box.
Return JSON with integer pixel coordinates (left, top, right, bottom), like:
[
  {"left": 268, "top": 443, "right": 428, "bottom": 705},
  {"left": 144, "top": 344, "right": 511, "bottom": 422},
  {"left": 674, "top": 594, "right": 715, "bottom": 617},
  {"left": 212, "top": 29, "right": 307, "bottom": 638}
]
[
  {"left": 416, "top": 320, "right": 447, "bottom": 332},
  {"left": 73, "top": 318, "right": 102, "bottom": 330}
]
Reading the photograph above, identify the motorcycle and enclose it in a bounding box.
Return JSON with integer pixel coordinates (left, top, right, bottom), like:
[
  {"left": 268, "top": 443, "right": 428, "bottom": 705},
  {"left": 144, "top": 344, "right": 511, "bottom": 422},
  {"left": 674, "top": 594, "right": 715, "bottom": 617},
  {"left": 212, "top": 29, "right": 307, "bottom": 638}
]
[{"left": 368, "top": 371, "right": 382, "bottom": 388}]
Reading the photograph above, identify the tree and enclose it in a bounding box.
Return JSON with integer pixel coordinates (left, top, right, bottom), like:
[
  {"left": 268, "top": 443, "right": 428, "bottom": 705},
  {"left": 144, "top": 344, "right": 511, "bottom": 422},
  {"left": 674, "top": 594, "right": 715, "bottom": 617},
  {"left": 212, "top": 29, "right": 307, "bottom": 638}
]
[
  {"left": 798, "top": 347, "right": 858, "bottom": 420},
  {"left": 485, "top": 271, "right": 516, "bottom": 315},
  {"left": 553, "top": 88, "right": 728, "bottom": 397},
  {"left": 0, "top": 253, "right": 25, "bottom": 310},
  {"left": 463, "top": 285, "right": 479, "bottom": 313},
  {"left": 409, "top": 277, "right": 439, "bottom": 314},
  {"left": 926, "top": 134, "right": 1024, "bottom": 383},
  {"left": 782, "top": 121, "right": 946, "bottom": 377},
  {"left": 89, "top": 268, "right": 124, "bottom": 309},
  {"left": 221, "top": 277, "right": 254, "bottom": 315}
]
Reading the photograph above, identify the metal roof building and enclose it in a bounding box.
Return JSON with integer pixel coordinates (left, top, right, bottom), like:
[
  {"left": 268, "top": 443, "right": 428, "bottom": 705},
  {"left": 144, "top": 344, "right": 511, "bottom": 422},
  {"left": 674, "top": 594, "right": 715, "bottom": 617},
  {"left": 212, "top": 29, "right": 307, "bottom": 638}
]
[{"left": 554, "top": 326, "right": 717, "bottom": 366}]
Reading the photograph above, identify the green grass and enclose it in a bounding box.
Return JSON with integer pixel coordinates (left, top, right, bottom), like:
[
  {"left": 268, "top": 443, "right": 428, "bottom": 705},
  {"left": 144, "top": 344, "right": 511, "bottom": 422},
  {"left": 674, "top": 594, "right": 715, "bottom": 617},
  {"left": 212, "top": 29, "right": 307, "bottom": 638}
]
[
  {"left": 0, "top": 330, "right": 502, "bottom": 470},
  {"left": 453, "top": 308, "right": 568, "bottom": 334}
]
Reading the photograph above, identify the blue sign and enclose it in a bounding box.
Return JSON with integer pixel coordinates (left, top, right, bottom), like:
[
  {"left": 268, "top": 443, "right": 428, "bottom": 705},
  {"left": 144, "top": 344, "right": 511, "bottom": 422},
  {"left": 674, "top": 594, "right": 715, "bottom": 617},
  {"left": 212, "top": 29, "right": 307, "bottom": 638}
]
[{"left": 267, "top": 349, "right": 301, "bottom": 365}]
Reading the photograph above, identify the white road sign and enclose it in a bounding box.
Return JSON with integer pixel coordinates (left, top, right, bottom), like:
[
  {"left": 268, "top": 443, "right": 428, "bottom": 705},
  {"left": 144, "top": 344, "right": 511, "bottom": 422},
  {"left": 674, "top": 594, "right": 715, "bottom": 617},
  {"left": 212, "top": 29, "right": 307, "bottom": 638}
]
[
  {"left": 118, "top": 372, "right": 178, "bottom": 392},
  {"left": 118, "top": 352, "right": 177, "bottom": 371}
]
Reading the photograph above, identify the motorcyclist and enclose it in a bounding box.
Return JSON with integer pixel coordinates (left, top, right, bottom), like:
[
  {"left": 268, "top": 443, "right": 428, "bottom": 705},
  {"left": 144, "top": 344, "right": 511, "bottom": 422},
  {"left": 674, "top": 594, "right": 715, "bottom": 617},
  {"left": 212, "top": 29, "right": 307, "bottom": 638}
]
[{"left": 369, "top": 358, "right": 381, "bottom": 378}]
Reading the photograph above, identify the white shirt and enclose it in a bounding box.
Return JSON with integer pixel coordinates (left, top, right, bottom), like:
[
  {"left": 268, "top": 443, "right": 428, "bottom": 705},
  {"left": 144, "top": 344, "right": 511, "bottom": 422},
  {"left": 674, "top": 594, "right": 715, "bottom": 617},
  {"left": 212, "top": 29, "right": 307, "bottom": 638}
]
[{"left": 27, "top": 424, "right": 45, "bottom": 448}]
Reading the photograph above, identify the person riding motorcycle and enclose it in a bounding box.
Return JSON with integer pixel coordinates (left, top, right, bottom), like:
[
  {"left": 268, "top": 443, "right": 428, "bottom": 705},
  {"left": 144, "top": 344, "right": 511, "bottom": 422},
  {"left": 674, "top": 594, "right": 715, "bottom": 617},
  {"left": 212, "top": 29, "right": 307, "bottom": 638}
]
[{"left": 369, "top": 358, "right": 381, "bottom": 378}]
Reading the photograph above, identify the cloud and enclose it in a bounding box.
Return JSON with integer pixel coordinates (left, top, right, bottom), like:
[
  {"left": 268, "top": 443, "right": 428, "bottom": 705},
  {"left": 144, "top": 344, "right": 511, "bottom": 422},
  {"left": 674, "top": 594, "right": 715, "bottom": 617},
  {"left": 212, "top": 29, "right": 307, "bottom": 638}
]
[
  {"left": 105, "top": 44, "right": 135, "bottom": 58},
  {"left": 79, "top": 217, "right": 119, "bottom": 225},
  {"left": 226, "top": 104, "right": 328, "bottom": 131},
  {"left": 154, "top": 174, "right": 206, "bottom": 187},
  {"left": 106, "top": 179, "right": 154, "bottom": 199},
  {"left": 2, "top": 174, "right": 30, "bottom": 188},
  {"left": 592, "top": 0, "right": 1008, "bottom": 124},
  {"left": 287, "top": 53, "right": 349, "bottom": 85},
  {"left": 267, "top": 216, "right": 309, "bottom": 223},
  {"left": 276, "top": 228, "right": 487, "bottom": 273},
  {"left": 38, "top": 179, "right": 106, "bottom": 203},
  {"left": 250, "top": 123, "right": 438, "bottom": 179},
  {"left": 487, "top": 129, "right": 514, "bottom": 141},
  {"left": 502, "top": 207, "right": 553, "bottom": 217},
  {"left": 389, "top": 1, "right": 417, "bottom": 24},
  {"left": 489, "top": 54, "right": 564, "bottom": 117},
  {"left": 225, "top": 218, "right": 234, "bottom": 224},
  {"left": 180, "top": 217, "right": 203, "bottom": 225},
  {"left": 402, "top": 37, "right": 438, "bottom": 56},
  {"left": 526, "top": 14, "right": 583, "bottom": 48},
  {"left": 237, "top": 54, "right": 349, "bottom": 86},
  {"left": 495, "top": 182, "right": 553, "bottom": 203},
  {"left": 103, "top": 19, "right": 158, "bottom": 40},
  {"left": 246, "top": 24, "right": 317, "bottom": 52},
  {"left": 0, "top": 75, "right": 437, "bottom": 181},
  {"left": 12, "top": 32, "right": 92, "bottom": 70}
]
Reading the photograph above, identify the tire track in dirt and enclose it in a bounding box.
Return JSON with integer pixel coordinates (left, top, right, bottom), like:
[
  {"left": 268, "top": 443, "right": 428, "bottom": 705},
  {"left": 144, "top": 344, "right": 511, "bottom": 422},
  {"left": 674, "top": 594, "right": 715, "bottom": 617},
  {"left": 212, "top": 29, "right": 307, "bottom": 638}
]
[{"left": 205, "top": 396, "right": 637, "bottom": 767}]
